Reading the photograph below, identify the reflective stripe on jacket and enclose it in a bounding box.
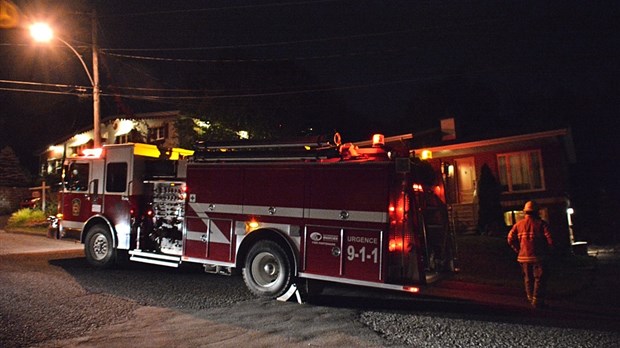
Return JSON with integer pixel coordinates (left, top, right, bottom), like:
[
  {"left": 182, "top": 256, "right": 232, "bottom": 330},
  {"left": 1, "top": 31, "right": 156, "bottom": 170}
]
[{"left": 507, "top": 215, "right": 553, "bottom": 263}]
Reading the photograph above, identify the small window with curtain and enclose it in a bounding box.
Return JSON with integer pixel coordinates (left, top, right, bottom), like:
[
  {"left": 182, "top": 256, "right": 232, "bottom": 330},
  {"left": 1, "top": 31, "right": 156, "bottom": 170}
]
[
  {"left": 497, "top": 150, "right": 544, "bottom": 192},
  {"left": 106, "top": 162, "right": 128, "bottom": 193}
]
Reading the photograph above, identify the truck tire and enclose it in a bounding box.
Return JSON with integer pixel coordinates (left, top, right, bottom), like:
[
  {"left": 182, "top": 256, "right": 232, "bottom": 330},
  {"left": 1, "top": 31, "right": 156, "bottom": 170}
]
[
  {"left": 84, "top": 224, "right": 116, "bottom": 268},
  {"left": 243, "top": 240, "right": 292, "bottom": 298}
]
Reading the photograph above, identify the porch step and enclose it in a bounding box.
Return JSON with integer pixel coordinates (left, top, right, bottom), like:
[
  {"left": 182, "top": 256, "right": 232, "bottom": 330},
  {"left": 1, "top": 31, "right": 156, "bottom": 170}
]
[
  {"left": 450, "top": 204, "right": 478, "bottom": 233},
  {"left": 129, "top": 250, "right": 181, "bottom": 268}
]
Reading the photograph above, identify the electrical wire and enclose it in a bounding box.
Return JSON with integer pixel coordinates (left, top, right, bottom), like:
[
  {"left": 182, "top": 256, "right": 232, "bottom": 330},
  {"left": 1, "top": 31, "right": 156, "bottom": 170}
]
[
  {"left": 0, "top": 79, "right": 90, "bottom": 90},
  {"left": 99, "top": 0, "right": 345, "bottom": 18},
  {"left": 0, "top": 87, "right": 88, "bottom": 96},
  {"left": 99, "top": 27, "right": 425, "bottom": 52},
  {"left": 101, "top": 47, "right": 414, "bottom": 63},
  {"left": 1, "top": 65, "right": 515, "bottom": 99}
]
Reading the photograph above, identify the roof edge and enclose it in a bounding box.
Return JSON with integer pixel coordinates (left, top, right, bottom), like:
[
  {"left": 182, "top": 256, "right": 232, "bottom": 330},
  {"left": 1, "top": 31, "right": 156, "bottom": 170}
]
[{"left": 414, "top": 128, "right": 569, "bottom": 152}]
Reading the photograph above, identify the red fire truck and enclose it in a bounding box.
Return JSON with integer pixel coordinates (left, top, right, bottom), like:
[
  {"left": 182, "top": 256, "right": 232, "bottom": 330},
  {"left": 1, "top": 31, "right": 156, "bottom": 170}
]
[{"left": 53, "top": 134, "right": 456, "bottom": 300}]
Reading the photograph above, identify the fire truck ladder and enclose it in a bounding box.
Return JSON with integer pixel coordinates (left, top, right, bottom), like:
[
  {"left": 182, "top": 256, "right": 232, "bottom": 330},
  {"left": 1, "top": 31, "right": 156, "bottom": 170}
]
[
  {"left": 419, "top": 195, "right": 457, "bottom": 282},
  {"left": 192, "top": 136, "right": 341, "bottom": 162}
]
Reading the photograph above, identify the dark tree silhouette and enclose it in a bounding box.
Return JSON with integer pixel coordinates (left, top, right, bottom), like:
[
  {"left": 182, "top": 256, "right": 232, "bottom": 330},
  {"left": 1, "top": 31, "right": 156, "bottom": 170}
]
[
  {"left": 0, "top": 146, "right": 30, "bottom": 187},
  {"left": 477, "top": 164, "right": 504, "bottom": 235}
]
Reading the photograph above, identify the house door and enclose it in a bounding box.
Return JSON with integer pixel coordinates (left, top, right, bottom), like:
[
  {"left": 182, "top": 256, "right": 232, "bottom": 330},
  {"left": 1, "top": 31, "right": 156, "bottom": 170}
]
[{"left": 455, "top": 157, "right": 476, "bottom": 203}]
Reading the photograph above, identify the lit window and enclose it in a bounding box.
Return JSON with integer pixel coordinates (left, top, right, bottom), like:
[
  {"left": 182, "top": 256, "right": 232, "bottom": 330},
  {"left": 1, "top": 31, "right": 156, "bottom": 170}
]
[
  {"left": 497, "top": 150, "right": 544, "bottom": 192},
  {"left": 504, "top": 208, "right": 548, "bottom": 226},
  {"left": 503, "top": 210, "right": 525, "bottom": 226}
]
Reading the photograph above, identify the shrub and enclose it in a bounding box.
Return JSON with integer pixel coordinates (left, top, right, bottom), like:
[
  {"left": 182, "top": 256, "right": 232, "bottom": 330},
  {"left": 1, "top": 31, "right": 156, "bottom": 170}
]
[{"left": 7, "top": 208, "right": 48, "bottom": 227}]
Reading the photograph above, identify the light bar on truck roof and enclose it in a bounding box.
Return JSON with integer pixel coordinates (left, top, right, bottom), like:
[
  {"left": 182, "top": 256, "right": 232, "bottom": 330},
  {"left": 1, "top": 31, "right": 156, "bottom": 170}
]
[
  {"left": 133, "top": 143, "right": 161, "bottom": 158},
  {"left": 131, "top": 143, "right": 194, "bottom": 159},
  {"left": 168, "top": 147, "right": 194, "bottom": 160}
]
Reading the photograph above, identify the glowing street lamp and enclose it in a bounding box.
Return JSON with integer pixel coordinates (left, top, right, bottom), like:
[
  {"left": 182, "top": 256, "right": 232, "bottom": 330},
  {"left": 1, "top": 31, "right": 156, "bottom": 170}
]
[
  {"left": 29, "top": 22, "right": 53, "bottom": 42},
  {"left": 29, "top": 21, "right": 101, "bottom": 147}
]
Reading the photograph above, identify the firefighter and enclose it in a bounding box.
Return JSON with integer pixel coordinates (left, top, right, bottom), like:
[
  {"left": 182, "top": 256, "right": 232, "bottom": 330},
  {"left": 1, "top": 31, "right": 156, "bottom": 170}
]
[{"left": 507, "top": 201, "right": 554, "bottom": 308}]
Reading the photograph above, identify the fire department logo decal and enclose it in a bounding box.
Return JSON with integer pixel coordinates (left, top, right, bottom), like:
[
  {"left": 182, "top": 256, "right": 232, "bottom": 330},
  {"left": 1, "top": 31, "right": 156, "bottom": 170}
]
[
  {"left": 309, "top": 232, "right": 338, "bottom": 246},
  {"left": 71, "top": 198, "right": 81, "bottom": 216},
  {"left": 310, "top": 232, "right": 323, "bottom": 242}
]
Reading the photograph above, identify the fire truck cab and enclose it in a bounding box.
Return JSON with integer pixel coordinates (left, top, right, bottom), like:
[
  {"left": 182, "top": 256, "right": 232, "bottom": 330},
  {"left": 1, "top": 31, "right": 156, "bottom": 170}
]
[
  {"left": 56, "top": 144, "right": 189, "bottom": 264},
  {"left": 55, "top": 134, "right": 457, "bottom": 300}
]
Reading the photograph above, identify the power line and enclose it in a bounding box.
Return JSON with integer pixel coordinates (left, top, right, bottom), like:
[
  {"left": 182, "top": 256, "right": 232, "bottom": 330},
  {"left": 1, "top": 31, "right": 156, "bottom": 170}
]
[
  {"left": 100, "top": 75, "right": 462, "bottom": 100},
  {"left": 99, "top": 28, "right": 425, "bottom": 53},
  {"left": 1, "top": 65, "right": 516, "bottom": 100},
  {"left": 100, "top": 0, "right": 344, "bottom": 18},
  {"left": 0, "top": 87, "right": 88, "bottom": 96},
  {"left": 0, "top": 79, "right": 90, "bottom": 90},
  {"left": 101, "top": 47, "right": 414, "bottom": 63}
]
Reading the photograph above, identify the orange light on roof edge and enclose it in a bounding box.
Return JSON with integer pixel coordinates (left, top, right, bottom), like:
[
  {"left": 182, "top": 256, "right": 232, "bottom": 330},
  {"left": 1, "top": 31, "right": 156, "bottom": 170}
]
[{"left": 420, "top": 149, "right": 432, "bottom": 159}]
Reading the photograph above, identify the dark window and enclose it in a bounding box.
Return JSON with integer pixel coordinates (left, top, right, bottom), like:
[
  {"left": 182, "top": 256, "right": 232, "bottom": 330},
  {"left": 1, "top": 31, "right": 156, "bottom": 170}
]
[
  {"left": 147, "top": 123, "right": 168, "bottom": 142},
  {"left": 67, "top": 163, "right": 89, "bottom": 191},
  {"left": 106, "top": 162, "right": 128, "bottom": 193},
  {"left": 115, "top": 134, "right": 129, "bottom": 144}
]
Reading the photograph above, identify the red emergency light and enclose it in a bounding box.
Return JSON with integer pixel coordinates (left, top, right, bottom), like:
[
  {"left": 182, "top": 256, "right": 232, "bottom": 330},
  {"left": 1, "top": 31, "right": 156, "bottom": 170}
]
[
  {"left": 372, "top": 134, "right": 385, "bottom": 147},
  {"left": 388, "top": 238, "right": 404, "bottom": 252}
]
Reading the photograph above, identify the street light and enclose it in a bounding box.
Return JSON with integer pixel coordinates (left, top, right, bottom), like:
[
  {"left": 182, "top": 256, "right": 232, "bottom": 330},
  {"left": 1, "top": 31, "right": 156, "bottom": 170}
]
[{"left": 29, "top": 21, "right": 101, "bottom": 148}]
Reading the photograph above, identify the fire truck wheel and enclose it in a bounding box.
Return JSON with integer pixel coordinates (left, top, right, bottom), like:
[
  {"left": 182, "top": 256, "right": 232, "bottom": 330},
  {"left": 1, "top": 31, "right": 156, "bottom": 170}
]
[
  {"left": 84, "top": 225, "right": 116, "bottom": 268},
  {"left": 243, "top": 240, "right": 292, "bottom": 298}
]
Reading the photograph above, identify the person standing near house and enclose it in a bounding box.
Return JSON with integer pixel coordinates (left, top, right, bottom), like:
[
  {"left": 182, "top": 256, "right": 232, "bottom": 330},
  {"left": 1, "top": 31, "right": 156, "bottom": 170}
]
[{"left": 507, "top": 201, "right": 554, "bottom": 308}]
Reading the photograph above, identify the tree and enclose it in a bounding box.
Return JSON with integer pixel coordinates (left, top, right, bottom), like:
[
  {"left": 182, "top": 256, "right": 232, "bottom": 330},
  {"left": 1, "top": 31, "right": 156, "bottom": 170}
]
[
  {"left": 0, "top": 146, "right": 30, "bottom": 187},
  {"left": 477, "top": 164, "right": 504, "bottom": 235},
  {"left": 179, "top": 59, "right": 354, "bottom": 143}
]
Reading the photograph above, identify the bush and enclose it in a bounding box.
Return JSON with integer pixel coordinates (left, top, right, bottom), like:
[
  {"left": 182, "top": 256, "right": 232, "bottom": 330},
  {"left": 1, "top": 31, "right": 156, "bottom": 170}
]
[{"left": 7, "top": 208, "right": 48, "bottom": 227}]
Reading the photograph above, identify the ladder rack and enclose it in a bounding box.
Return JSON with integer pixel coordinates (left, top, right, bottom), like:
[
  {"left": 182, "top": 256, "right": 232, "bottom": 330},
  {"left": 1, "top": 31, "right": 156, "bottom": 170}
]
[{"left": 191, "top": 136, "right": 340, "bottom": 162}]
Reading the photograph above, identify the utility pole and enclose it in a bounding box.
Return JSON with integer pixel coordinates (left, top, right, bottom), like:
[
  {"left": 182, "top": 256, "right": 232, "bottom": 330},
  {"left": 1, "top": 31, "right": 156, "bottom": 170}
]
[{"left": 91, "top": 9, "right": 101, "bottom": 148}]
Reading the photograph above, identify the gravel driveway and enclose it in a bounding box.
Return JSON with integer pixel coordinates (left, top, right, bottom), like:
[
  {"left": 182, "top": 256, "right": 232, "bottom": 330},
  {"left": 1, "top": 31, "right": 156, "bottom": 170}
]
[{"left": 1, "top": 231, "right": 619, "bottom": 347}]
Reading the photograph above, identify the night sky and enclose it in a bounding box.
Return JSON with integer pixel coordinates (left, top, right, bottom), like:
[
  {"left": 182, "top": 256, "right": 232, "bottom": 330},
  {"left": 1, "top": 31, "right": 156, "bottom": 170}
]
[{"left": 1, "top": 1, "right": 618, "bottom": 195}]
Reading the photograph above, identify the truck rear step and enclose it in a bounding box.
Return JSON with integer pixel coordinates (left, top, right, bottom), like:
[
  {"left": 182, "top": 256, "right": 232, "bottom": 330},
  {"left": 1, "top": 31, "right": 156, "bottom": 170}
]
[{"left": 129, "top": 250, "right": 181, "bottom": 268}]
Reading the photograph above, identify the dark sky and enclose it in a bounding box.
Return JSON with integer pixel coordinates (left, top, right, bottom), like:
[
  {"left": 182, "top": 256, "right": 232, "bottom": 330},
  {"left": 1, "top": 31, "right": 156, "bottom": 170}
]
[{"left": 1, "top": 0, "right": 619, "bottom": 192}]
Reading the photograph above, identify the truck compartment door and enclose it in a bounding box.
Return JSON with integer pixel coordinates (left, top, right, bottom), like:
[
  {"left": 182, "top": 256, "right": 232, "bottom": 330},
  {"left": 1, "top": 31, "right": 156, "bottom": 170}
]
[
  {"left": 185, "top": 217, "right": 234, "bottom": 262},
  {"left": 304, "top": 225, "right": 384, "bottom": 282}
]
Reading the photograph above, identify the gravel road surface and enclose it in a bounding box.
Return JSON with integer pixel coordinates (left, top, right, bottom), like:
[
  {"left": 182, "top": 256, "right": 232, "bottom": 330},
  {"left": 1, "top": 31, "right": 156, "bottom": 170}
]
[{"left": 1, "top": 231, "right": 619, "bottom": 347}]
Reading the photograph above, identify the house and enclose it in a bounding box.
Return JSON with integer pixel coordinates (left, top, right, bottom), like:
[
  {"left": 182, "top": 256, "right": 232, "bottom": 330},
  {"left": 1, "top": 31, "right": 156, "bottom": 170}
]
[
  {"left": 411, "top": 119, "right": 576, "bottom": 251},
  {"left": 40, "top": 110, "right": 190, "bottom": 177}
]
